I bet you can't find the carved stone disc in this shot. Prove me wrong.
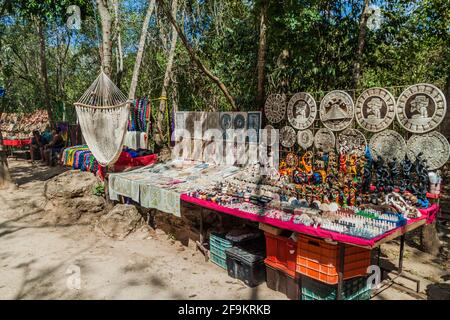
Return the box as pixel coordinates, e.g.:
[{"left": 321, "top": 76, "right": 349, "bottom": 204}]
[
  {"left": 406, "top": 131, "right": 450, "bottom": 170},
  {"left": 280, "top": 126, "right": 296, "bottom": 148},
  {"left": 297, "top": 129, "right": 314, "bottom": 150},
  {"left": 314, "top": 128, "right": 336, "bottom": 152},
  {"left": 369, "top": 130, "right": 406, "bottom": 162},
  {"left": 337, "top": 128, "right": 367, "bottom": 156},
  {"left": 287, "top": 92, "right": 317, "bottom": 130},
  {"left": 286, "top": 152, "right": 298, "bottom": 167},
  {"left": 355, "top": 87, "right": 396, "bottom": 132},
  {"left": 396, "top": 84, "right": 447, "bottom": 133},
  {"left": 319, "top": 90, "right": 355, "bottom": 131},
  {"left": 264, "top": 94, "right": 286, "bottom": 124}
]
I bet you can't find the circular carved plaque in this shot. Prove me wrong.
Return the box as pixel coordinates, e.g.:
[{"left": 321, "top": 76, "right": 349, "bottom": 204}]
[
  {"left": 355, "top": 88, "right": 396, "bottom": 132},
  {"left": 406, "top": 131, "right": 450, "bottom": 170},
  {"left": 396, "top": 84, "right": 447, "bottom": 133},
  {"left": 314, "top": 128, "right": 336, "bottom": 152},
  {"left": 369, "top": 130, "right": 406, "bottom": 162},
  {"left": 264, "top": 94, "right": 286, "bottom": 124},
  {"left": 287, "top": 92, "right": 317, "bottom": 130},
  {"left": 319, "top": 90, "right": 355, "bottom": 131},
  {"left": 280, "top": 126, "right": 296, "bottom": 148},
  {"left": 337, "top": 128, "right": 367, "bottom": 156},
  {"left": 297, "top": 129, "right": 314, "bottom": 150}
]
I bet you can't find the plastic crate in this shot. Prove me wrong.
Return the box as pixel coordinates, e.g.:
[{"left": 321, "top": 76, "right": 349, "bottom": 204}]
[
  {"left": 210, "top": 241, "right": 227, "bottom": 259},
  {"left": 210, "top": 233, "right": 233, "bottom": 249},
  {"left": 300, "top": 275, "right": 371, "bottom": 300},
  {"left": 296, "top": 234, "right": 371, "bottom": 284},
  {"left": 210, "top": 252, "right": 228, "bottom": 270},
  {"left": 265, "top": 260, "right": 300, "bottom": 300},
  {"left": 225, "top": 246, "right": 266, "bottom": 287},
  {"left": 265, "top": 232, "right": 297, "bottom": 274}
]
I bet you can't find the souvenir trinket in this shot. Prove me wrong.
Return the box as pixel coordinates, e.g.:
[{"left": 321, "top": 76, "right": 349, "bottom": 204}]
[
  {"left": 406, "top": 131, "right": 450, "bottom": 170},
  {"left": 355, "top": 88, "right": 396, "bottom": 132},
  {"left": 287, "top": 92, "right": 317, "bottom": 130},
  {"left": 369, "top": 130, "right": 406, "bottom": 162},
  {"left": 319, "top": 90, "right": 355, "bottom": 131},
  {"left": 297, "top": 129, "right": 314, "bottom": 149},
  {"left": 264, "top": 94, "right": 287, "bottom": 124},
  {"left": 314, "top": 128, "right": 336, "bottom": 152},
  {"left": 280, "top": 126, "right": 296, "bottom": 148}
]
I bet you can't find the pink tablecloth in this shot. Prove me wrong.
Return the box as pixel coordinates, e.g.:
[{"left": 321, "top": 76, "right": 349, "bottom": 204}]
[{"left": 180, "top": 194, "right": 439, "bottom": 248}]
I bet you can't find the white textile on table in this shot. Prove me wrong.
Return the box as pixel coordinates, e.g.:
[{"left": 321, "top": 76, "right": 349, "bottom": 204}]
[{"left": 123, "top": 131, "right": 148, "bottom": 150}]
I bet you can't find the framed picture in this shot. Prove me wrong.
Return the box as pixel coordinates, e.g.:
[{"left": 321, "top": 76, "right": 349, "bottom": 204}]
[{"left": 247, "top": 111, "right": 261, "bottom": 143}]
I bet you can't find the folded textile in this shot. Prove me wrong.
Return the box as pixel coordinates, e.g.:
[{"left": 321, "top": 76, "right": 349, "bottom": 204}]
[{"left": 123, "top": 131, "right": 148, "bottom": 150}]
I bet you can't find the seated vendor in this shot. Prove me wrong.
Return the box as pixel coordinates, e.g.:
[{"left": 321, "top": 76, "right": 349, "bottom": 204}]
[
  {"left": 41, "top": 126, "right": 52, "bottom": 144},
  {"left": 30, "top": 130, "right": 45, "bottom": 161},
  {"left": 43, "top": 127, "right": 65, "bottom": 166}
]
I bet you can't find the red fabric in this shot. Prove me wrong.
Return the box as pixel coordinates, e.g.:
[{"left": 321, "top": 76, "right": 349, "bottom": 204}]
[
  {"left": 180, "top": 194, "right": 439, "bottom": 248},
  {"left": 1, "top": 139, "right": 31, "bottom": 147},
  {"left": 113, "top": 152, "right": 158, "bottom": 171},
  {"left": 131, "top": 154, "right": 157, "bottom": 167}
]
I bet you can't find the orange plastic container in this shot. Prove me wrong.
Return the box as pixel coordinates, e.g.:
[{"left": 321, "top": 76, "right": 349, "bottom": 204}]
[
  {"left": 296, "top": 234, "right": 371, "bottom": 285},
  {"left": 265, "top": 232, "right": 297, "bottom": 274}
]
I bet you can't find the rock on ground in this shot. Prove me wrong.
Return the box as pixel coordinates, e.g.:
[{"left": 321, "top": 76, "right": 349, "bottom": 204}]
[
  {"left": 43, "top": 170, "right": 106, "bottom": 225},
  {"left": 96, "top": 204, "right": 143, "bottom": 240}
]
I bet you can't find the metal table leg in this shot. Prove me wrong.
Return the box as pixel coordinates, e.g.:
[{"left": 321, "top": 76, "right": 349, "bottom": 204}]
[
  {"left": 399, "top": 234, "right": 405, "bottom": 273},
  {"left": 337, "top": 243, "right": 346, "bottom": 300}
]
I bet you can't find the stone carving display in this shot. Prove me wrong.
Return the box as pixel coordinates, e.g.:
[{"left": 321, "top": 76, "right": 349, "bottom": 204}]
[
  {"left": 280, "top": 126, "right": 296, "bottom": 148},
  {"left": 264, "top": 94, "right": 287, "bottom": 124},
  {"left": 406, "top": 131, "right": 450, "bottom": 170},
  {"left": 396, "top": 83, "right": 446, "bottom": 133},
  {"left": 337, "top": 128, "right": 367, "bottom": 156},
  {"left": 297, "top": 129, "right": 314, "bottom": 150},
  {"left": 355, "top": 88, "right": 396, "bottom": 132},
  {"left": 286, "top": 152, "right": 298, "bottom": 167},
  {"left": 319, "top": 90, "right": 355, "bottom": 131},
  {"left": 314, "top": 128, "right": 336, "bottom": 152},
  {"left": 369, "top": 130, "right": 406, "bottom": 162},
  {"left": 287, "top": 92, "right": 317, "bottom": 130}
]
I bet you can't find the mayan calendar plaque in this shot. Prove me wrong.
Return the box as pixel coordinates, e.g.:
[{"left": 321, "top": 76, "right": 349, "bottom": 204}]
[
  {"left": 287, "top": 92, "right": 317, "bottom": 130},
  {"left": 297, "top": 129, "right": 314, "bottom": 149},
  {"left": 280, "top": 126, "right": 296, "bottom": 148},
  {"left": 355, "top": 88, "right": 396, "bottom": 132},
  {"left": 314, "top": 128, "right": 336, "bottom": 152},
  {"left": 319, "top": 90, "right": 355, "bottom": 131},
  {"left": 337, "top": 128, "right": 367, "bottom": 156},
  {"left": 264, "top": 94, "right": 286, "bottom": 124},
  {"left": 406, "top": 131, "right": 450, "bottom": 170},
  {"left": 396, "top": 84, "right": 447, "bottom": 133},
  {"left": 369, "top": 130, "right": 406, "bottom": 162}
]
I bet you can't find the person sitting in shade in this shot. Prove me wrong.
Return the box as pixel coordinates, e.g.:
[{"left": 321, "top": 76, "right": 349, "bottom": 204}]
[
  {"left": 43, "top": 127, "right": 65, "bottom": 166},
  {"left": 30, "top": 130, "right": 45, "bottom": 161}
]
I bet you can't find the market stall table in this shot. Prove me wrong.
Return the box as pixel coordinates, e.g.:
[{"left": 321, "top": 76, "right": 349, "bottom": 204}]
[{"left": 180, "top": 194, "right": 439, "bottom": 299}]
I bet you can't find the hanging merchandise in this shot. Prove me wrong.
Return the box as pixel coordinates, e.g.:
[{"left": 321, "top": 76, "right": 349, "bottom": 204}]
[
  {"left": 396, "top": 83, "right": 446, "bottom": 133},
  {"left": 74, "top": 71, "right": 131, "bottom": 166},
  {"left": 287, "top": 92, "right": 317, "bottom": 130},
  {"left": 337, "top": 128, "right": 367, "bottom": 156},
  {"left": 128, "top": 98, "right": 150, "bottom": 132},
  {"left": 319, "top": 90, "right": 355, "bottom": 131},
  {"left": 297, "top": 129, "right": 314, "bottom": 150},
  {"left": 406, "top": 131, "right": 450, "bottom": 170},
  {"left": 280, "top": 126, "right": 296, "bottom": 148},
  {"left": 264, "top": 94, "right": 286, "bottom": 124},
  {"left": 369, "top": 130, "right": 406, "bottom": 162},
  {"left": 314, "top": 128, "right": 335, "bottom": 152},
  {"left": 355, "top": 88, "right": 396, "bottom": 132}
]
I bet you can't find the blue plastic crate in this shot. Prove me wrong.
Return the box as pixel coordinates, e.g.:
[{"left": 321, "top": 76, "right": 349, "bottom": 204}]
[
  {"left": 210, "top": 233, "right": 233, "bottom": 249},
  {"left": 210, "top": 252, "right": 228, "bottom": 270},
  {"left": 301, "top": 276, "right": 371, "bottom": 300},
  {"left": 210, "top": 241, "right": 227, "bottom": 259}
]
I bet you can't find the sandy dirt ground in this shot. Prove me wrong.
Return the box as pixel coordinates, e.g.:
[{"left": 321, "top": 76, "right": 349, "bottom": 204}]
[{"left": 0, "top": 160, "right": 449, "bottom": 300}]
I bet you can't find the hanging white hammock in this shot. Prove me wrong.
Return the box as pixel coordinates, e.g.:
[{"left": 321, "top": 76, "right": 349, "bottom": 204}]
[{"left": 74, "top": 70, "right": 131, "bottom": 167}]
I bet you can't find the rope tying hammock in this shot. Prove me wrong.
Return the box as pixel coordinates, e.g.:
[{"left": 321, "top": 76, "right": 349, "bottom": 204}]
[{"left": 74, "top": 70, "right": 131, "bottom": 167}]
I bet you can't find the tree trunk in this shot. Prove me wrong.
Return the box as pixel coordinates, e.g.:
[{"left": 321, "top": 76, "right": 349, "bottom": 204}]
[
  {"left": 421, "top": 222, "right": 442, "bottom": 256},
  {"left": 128, "top": 0, "right": 157, "bottom": 100},
  {"left": 156, "top": 0, "right": 237, "bottom": 110},
  {"left": 112, "top": 0, "right": 124, "bottom": 88},
  {"left": 0, "top": 114, "right": 11, "bottom": 189},
  {"left": 352, "top": 0, "right": 370, "bottom": 88},
  {"left": 37, "top": 18, "right": 53, "bottom": 125},
  {"left": 256, "top": 0, "right": 268, "bottom": 109},
  {"left": 97, "top": 0, "right": 113, "bottom": 77},
  {"left": 155, "top": 0, "right": 179, "bottom": 146}
]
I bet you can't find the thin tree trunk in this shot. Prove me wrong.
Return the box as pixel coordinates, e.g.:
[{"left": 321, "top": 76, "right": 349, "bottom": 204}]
[
  {"left": 0, "top": 113, "right": 11, "bottom": 189},
  {"left": 97, "top": 0, "right": 113, "bottom": 77},
  {"left": 128, "top": 0, "right": 157, "bottom": 100},
  {"left": 155, "top": 0, "right": 179, "bottom": 146},
  {"left": 256, "top": 0, "right": 268, "bottom": 109},
  {"left": 37, "top": 18, "right": 53, "bottom": 126},
  {"left": 156, "top": 0, "right": 237, "bottom": 110},
  {"left": 112, "top": 0, "right": 124, "bottom": 88},
  {"left": 352, "top": 0, "right": 370, "bottom": 87}
]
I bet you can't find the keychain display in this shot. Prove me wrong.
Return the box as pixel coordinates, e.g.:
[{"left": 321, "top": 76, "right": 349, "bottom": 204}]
[
  {"left": 319, "top": 90, "right": 355, "bottom": 131},
  {"left": 355, "top": 87, "right": 396, "bottom": 132},
  {"left": 264, "top": 94, "right": 287, "bottom": 124},
  {"left": 396, "top": 83, "right": 446, "bottom": 133},
  {"left": 287, "top": 92, "right": 317, "bottom": 130},
  {"left": 406, "top": 131, "right": 450, "bottom": 170}
]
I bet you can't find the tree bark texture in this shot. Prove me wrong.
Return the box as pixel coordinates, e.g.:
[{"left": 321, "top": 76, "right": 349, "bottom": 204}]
[
  {"left": 352, "top": 0, "right": 370, "bottom": 87},
  {"left": 256, "top": 0, "right": 268, "bottom": 109},
  {"left": 37, "top": 18, "right": 53, "bottom": 125},
  {"left": 97, "top": 0, "right": 113, "bottom": 77}
]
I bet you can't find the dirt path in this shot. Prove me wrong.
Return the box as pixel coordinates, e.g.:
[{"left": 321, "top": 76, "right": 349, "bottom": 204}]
[{"left": 0, "top": 160, "right": 448, "bottom": 300}]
